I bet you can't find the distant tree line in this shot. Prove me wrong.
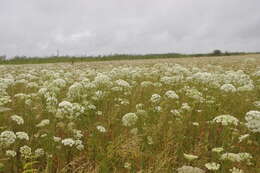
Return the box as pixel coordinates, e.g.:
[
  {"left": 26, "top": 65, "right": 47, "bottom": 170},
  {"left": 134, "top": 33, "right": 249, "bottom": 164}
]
[{"left": 0, "top": 50, "right": 257, "bottom": 65}]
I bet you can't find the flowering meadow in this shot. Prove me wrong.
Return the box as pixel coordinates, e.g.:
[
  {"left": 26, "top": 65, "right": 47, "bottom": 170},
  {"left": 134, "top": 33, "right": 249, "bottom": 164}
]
[{"left": 0, "top": 55, "right": 260, "bottom": 173}]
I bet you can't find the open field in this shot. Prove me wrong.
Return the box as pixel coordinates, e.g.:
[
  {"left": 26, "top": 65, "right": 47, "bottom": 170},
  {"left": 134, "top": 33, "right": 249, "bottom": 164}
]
[{"left": 0, "top": 54, "right": 260, "bottom": 172}]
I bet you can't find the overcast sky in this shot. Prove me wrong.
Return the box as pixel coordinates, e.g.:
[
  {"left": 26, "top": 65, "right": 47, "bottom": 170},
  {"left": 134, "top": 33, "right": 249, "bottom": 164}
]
[{"left": 1, "top": 0, "right": 260, "bottom": 57}]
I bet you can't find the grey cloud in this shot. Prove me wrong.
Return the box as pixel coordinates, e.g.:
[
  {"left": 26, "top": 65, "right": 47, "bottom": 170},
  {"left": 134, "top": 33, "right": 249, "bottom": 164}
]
[{"left": 0, "top": 0, "right": 260, "bottom": 57}]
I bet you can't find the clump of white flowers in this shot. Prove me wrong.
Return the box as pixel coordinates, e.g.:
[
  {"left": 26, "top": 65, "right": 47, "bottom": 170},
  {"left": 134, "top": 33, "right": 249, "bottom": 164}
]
[
  {"left": 211, "top": 115, "right": 239, "bottom": 126},
  {"left": 96, "top": 125, "right": 106, "bottom": 133},
  {"left": 229, "top": 167, "right": 244, "bottom": 173},
  {"left": 147, "top": 136, "right": 154, "bottom": 145},
  {"left": 67, "top": 82, "right": 83, "bottom": 99},
  {"left": 164, "top": 90, "right": 179, "bottom": 100},
  {"left": 56, "top": 101, "right": 85, "bottom": 119},
  {"left": 220, "top": 84, "right": 237, "bottom": 93},
  {"left": 238, "top": 134, "right": 250, "bottom": 143},
  {"left": 10, "top": 115, "right": 24, "bottom": 125},
  {"left": 122, "top": 113, "right": 138, "bottom": 127},
  {"left": 53, "top": 136, "right": 61, "bottom": 142},
  {"left": 185, "top": 88, "right": 204, "bottom": 102},
  {"left": 212, "top": 147, "right": 224, "bottom": 153},
  {"left": 61, "top": 138, "right": 75, "bottom": 147},
  {"left": 115, "top": 79, "right": 131, "bottom": 88},
  {"left": 0, "top": 130, "right": 16, "bottom": 147},
  {"left": 35, "top": 148, "right": 45, "bottom": 157},
  {"left": 16, "top": 132, "right": 29, "bottom": 141},
  {"left": 245, "top": 110, "right": 260, "bottom": 133},
  {"left": 36, "top": 119, "right": 50, "bottom": 127},
  {"left": 205, "top": 162, "right": 220, "bottom": 171},
  {"left": 6, "top": 150, "right": 17, "bottom": 157},
  {"left": 150, "top": 94, "right": 161, "bottom": 103},
  {"left": 20, "top": 145, "right": 32, "bottom": 158},
  {"left": 183, "top": 153, "right": 198, "bottom": 161},
  {"left": 124, "top": 162, "right": 131, "bottom": 169},
  {"left": 177, "top": 165, "right": 205, "bottom": 173},
  {"left": 221, "top": 152, "right": 252, "bottom": 163}
]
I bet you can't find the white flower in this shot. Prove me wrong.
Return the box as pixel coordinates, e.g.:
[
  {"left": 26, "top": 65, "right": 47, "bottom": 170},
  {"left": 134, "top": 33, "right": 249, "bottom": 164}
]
[
  {"left": 115, "top": 79, "right": 130, "bottom": 88},
  {"left": 36, "top": 119, "right": 50, "bottom": 127},
  {"left": 76, "top": 144, "right": 84, "bottom": 151},
  {"left": 96, "top": 125, "right": 106, "bottom": 133},
  {"left": 171, "top": 109, "right": 181, "bottom": 117},
  {"left": 6, "top": 150, "right": 17, "bottom": 157},
  {"left": 122, "top": 113, "right": 138, "bottom": 127},
  {"left": 53, "top": 136, "right": 61, "bottom": 142},
  {"left": 61, "top": 138, "right": 75, "bottom": 147},
  {"left": 238, "top": 134, "right": 250, "bottom": 143},
  {"left": 97, "top": 111, "right": 103, "bottom": 116},
  {"left": 211, "top": 115, "right": 239, "bottom": 126},
  {"left": 220, "top": 84, "right": 236, "bottom": 93},
  {"left": 165, "top": 90, "right": 179, "bottom": 99},
  {"left": 229, "top": 167, "right": 244, "bottom": 173},
  {"left": 205, "top": 162, "right": 220, "bottom": 171},
  {"left": 212, "top": 147, "right": 224, "bottom": 153},
  {"left": 181, "top": 103, "right": 192, "bottom": 112},
  {"left": 124, "top": 162, "right": 131, "bottom": 169},
  {"left": 154, "top": 106, "right": 162, "bottom": 112},
  {"left": 245, "top": 110, "right": 260, "bottom": 133},
  {"left": 35, "top": 148, "right": 45, "bottom": 157},
  {"left": 16, "top": 132, "right": 29, "bottom": 140},
  {"left": 177, "top": 165, "right": 205, "bottom": 173},
  {"left": 10, "top": 115, "right": 24, "bottom": 125},
  {"left": 135, "top": 103, "right": 144, "bottom": 110},
  {"left": 67, "top": 82, "right": 83, "bottom": 99},
  {"left": 0, "top": 131, "right": 16, "bottom": 146},
  {"left": 185, "top": 88, "right": 204, "bottom": 102},
  {"left": 130, "top": 128, "right": 138, "bottom": 135},
  {"left": 183, "top": 153, "right": 198, "bottom": 161},
  {"left": 141, "top": 81, "right": 153, "bottom": 87},
  {"left": 192, "top": 122, "right": 199, "bottom": 126},
  {"left": 150, "top": 94, "right": 161, "bottom": 103},
  {"left": 221, "top": 152, "right": 252, "bottom": 163},
  {"left": 73, "top": 130, "right": 83, "bottom": 139},
  {"left": 20, "top": 145, "right": 32, "bottom": 158},
  {"left": 147, "top": 136, "right": 154, "bottom": 145}
]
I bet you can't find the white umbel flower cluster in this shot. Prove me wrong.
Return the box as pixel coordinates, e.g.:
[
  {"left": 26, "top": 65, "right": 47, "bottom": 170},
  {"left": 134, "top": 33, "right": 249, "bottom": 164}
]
[
  {"left": 61, "top": 138, "right": 75, "bottom": 147},
  {"left": 122, "top": 113, "right": 138, "bottom": 127},
  {"left": 205, "top": 162, "right": 220, "bottom": 171},
  {"left": 183, "top": 153, "right": 198, "bottom": 161},
  {"left": 10, "top": 115, "right": 24, "bottom": 125},
  {"left": 96, "top": 125, "right": 107, "bottom": 133},
  {"left": 16, "top": 132, "right": 29, "bottom": 140},
  {"left": 56, "top": 101, "right": 85, "bottom": 119},
  {"left": 245, "top": 110, "right": 260, "bottom": 133},
  {"left": 20, "top": 145, "right": 32, "bottom": 158},
  {"left": 35, "top": 148, "right": 45, "bottom": 157},
  {"left": 229, "top": 167, "right": 244, "bottom": 173},
  {"left": 150, "top": 94, "right": 161, "bottom": 103},
  {"left": 115, "top": 79, "right": 131, "bottom": 88},
  {"left": 211, "top": 115, "right": 239, "bottom": 126},
  {"left": 220, "top": 84, "right": 237, "bottom": 93},
  {"left": 165, "top": 90, "right": 179, "bottom": 100},
  {"left": 0, "top": 130, "right": 16, "bottom": 147},
  {"left": 36, "top": 119, "right": 50, "bottom": 127},
  {"left": 6, "top": 150, "right": 17, "bottom": 157},
  {"left": 177, "top": 165, "right": 205, "bottom": 173},
  {"left": 212, "top": 147, "right": 224, "bottom": 153},
  {"left": 221, "top": 152, "right": 252, "bottom": 163}
]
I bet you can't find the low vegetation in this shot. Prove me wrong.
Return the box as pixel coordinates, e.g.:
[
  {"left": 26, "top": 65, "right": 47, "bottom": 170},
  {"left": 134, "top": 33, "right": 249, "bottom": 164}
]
[{"left": 0, "top": 55, "right": 260, "bottom": 172}]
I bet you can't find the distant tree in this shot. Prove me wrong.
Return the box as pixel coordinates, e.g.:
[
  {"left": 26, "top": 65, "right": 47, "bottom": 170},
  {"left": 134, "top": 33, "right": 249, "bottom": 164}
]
[{"left": 212, "top": 49, "right": 222, "bottom": 55}]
